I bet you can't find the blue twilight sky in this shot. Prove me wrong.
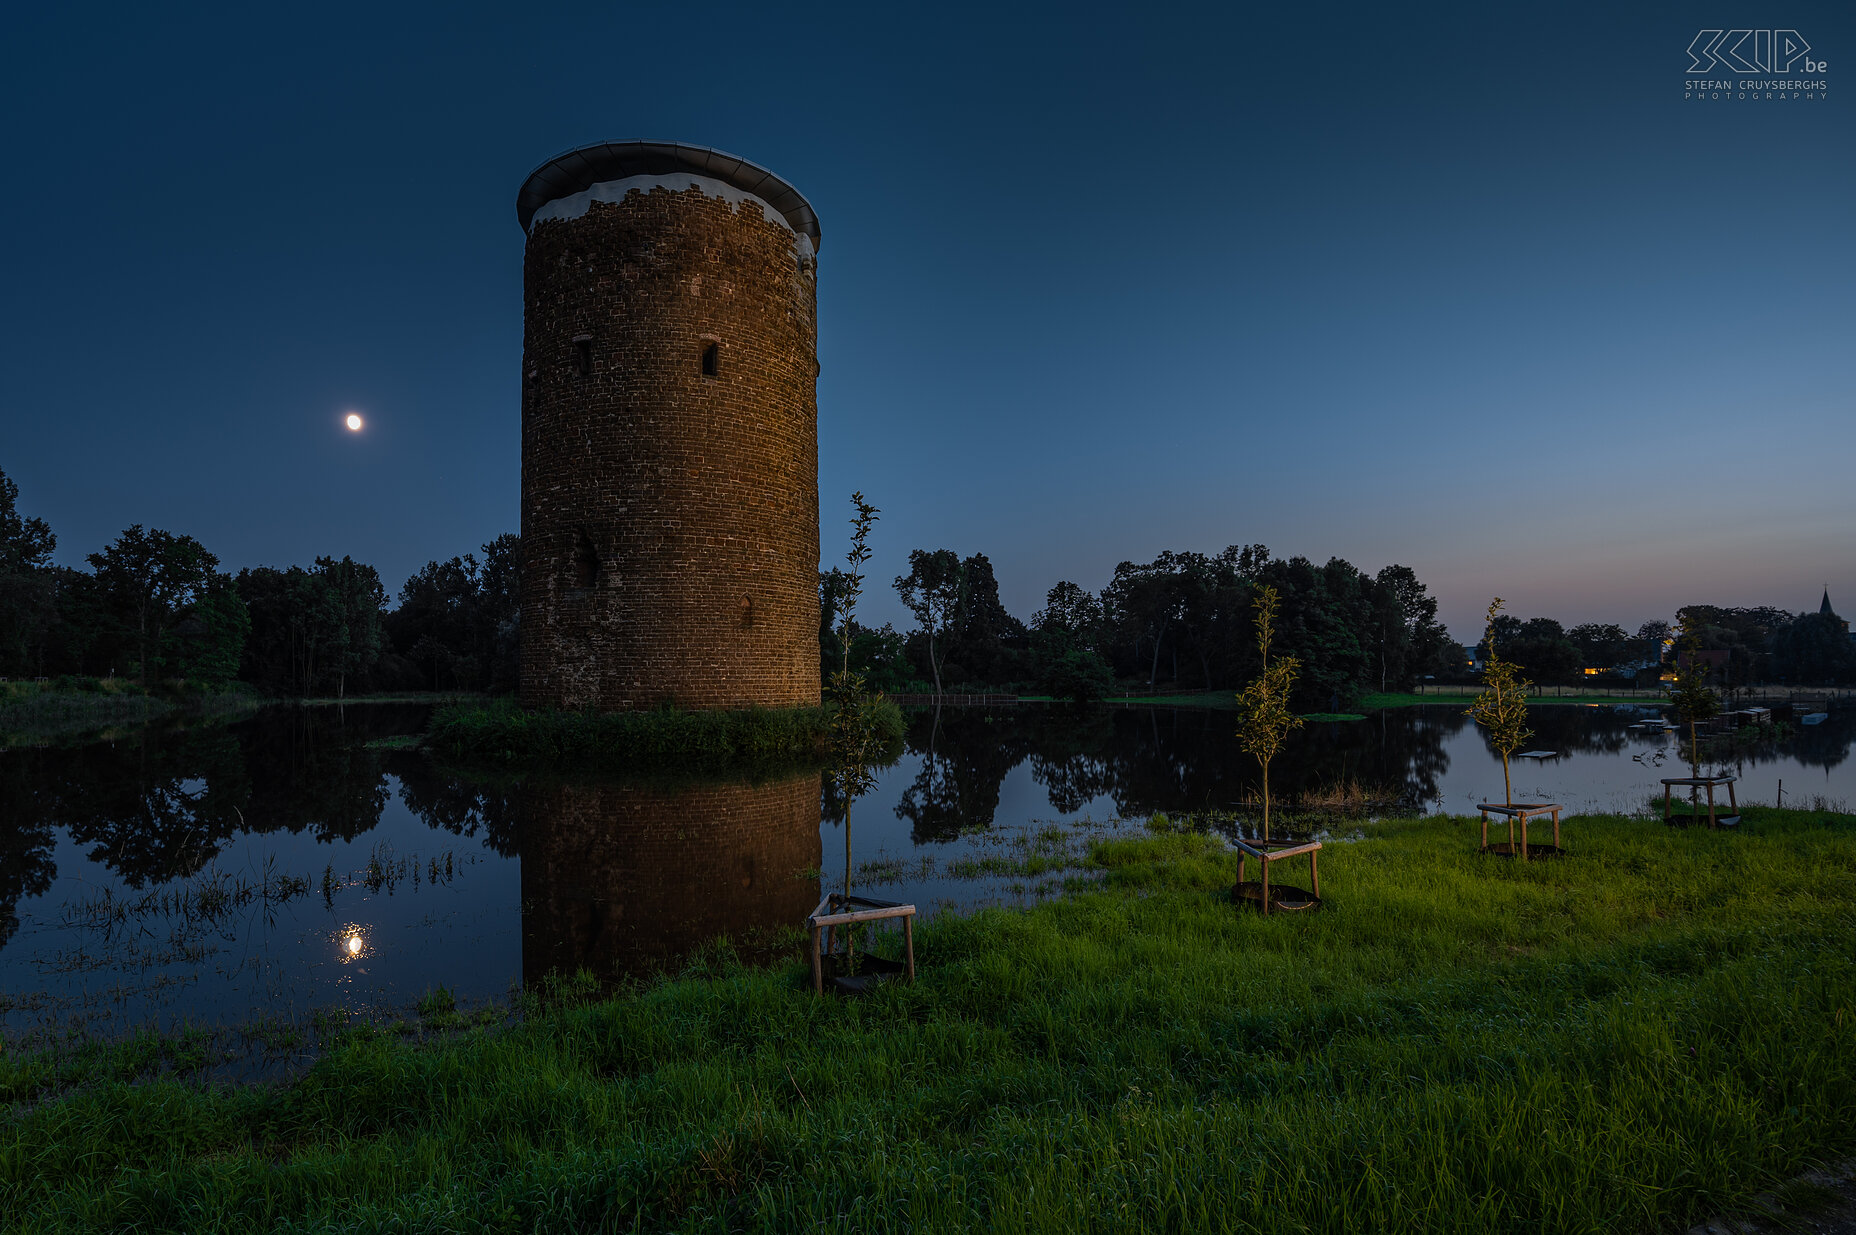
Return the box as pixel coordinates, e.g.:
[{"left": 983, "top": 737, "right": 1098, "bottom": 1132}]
[{"left": 0, "top": 1, "right": 1850, "bottom": 641}]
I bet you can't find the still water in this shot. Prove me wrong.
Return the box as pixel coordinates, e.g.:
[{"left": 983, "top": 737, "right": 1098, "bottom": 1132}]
[{"left": 3, "top": 702, "right": 1851, "bottom": 1041}]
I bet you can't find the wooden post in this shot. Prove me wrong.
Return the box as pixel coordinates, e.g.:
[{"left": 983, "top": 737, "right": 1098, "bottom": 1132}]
[
  {"left": 1706, "top": 782, "right": 1717, "bottom": 828},
  {"left": 1552, "top": 808, "right": 1561, "bottom": 850},
  {"left": 807, "top": 896, "right": 917, "bottom": 993},
  {"left": 1480, "top": 810, "right": 1489, "bottom": 851},
  {"left": 1728, "top": 780, "right": 1738, "bottom": 813},
  {"left": 1309, "top": 847, "right": 1320, "bottom": 899},
  {"left": 1260, "top": 857, "right": 1271, "bottom": 917},
  {"left": 1664, "top": 783, "right": 1672, "bottom": 823},
  {"left": 1519, "top": 812, "right": 1529, "bottom": 861}
]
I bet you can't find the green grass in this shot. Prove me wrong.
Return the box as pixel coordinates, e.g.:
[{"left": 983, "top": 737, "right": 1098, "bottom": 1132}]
[
  {"left": 0, "top": 688, "right": 166, "bottom": 740},
  {"left": 361, "top": 734, "right": 425, "bottom": 751},
  {"left": 1106, "top": 691, "right": 1239, "bottom": 708},
  {"left": 0, "top": 679, "right": 262, "bottom": 747},
  {"left": 426, "top": 697, "right": 906, "bottom": 774},
  {"left": 3, "top": 808, "right": 1854, "bottom": 1233}
]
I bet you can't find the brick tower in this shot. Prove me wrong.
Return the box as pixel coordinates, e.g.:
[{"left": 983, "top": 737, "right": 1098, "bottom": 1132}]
[{"left": 516, "top": 141, "right": 821, "bottom": 710}]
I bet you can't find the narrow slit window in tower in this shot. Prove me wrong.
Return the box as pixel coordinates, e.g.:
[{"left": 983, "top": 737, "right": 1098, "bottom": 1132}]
[
  {"left": 701, "top": 342, "right": 719, "bottom": 377},
  {"left": 573, "top": 529, "right": 601, "bottom": 588},
  {"left": 574, "top": 336, "right": 592, "bottom": 377}
]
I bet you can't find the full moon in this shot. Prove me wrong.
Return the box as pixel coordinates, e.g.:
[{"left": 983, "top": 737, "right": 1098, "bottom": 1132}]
[{"left": 345, "top": 413, "right": 364, "bottom": 432}]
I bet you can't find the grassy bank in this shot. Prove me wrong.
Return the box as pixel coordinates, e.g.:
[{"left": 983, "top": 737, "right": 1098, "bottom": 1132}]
[
  {"left": 1103, "top": 690, "right": 1238, "bottom": 709},
  {"left": 1104, "top": 691, "right": 1363, "bottom": 720},
  {"left": 0, "top": 679, "right": 261, "bottom": 747},
  {"left": 1104, "top": 689, "right": 1672, "bottom": 712},
  {"left": 4, "top": 807, "right": 1853, "bottom": 1232},
  {"left": 293, "top": 691, "right": 487, "bottom": 708},
  {"left": 425, "top": 697, "right": 906, "bottom": 774},
  {"left": 1359, "top": 689, "right": 1668, "bottom": 709}
]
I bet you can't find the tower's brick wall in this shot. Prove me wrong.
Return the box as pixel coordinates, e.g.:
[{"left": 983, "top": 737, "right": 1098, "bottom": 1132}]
[
  {"left": 519, "top": 184, "right": 819, "bottom": 710},
  {"left": 518, "top": 775, "right": 822, "bottom": 984}
]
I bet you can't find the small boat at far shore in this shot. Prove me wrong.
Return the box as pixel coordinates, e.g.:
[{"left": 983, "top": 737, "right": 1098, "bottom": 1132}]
[{"left": 1801, "top": 712, "right": 1829, "bottom": 725}]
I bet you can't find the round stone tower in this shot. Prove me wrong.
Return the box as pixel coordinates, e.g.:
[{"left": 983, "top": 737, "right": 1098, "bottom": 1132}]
[{"left": 516, "top": 141, "right": 821, "bottom": 711}]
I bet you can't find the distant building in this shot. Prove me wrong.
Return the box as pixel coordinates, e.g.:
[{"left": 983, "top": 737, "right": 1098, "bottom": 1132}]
[
  {"left": 1582, "top": 640, "right": 1667, "bottom": 679},
  {"left": 1582, "top": 653, "right": 1661, "bottom": 679},
  {"left": 1822, "top": 588, "right": 1853, "bottom": 639}
]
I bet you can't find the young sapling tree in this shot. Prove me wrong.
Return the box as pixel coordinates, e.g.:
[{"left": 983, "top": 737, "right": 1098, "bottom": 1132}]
[
  {"left": 1668, "top": 612, "right": 1721, "bottom": 775},
  {"left": 826, "top": 494, "right": 882, "bottom": 967},
  {"left": 1467, "top": 598, "right": 1533, "bottom": 806},
  {"left": 1234, "top": 585, "right": 1304, "bottom": 841}
]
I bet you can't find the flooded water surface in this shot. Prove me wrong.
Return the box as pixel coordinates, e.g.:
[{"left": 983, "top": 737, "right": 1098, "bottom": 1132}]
[{"left": 3, "top": 700, "right": 1852, "bottom": 1042}]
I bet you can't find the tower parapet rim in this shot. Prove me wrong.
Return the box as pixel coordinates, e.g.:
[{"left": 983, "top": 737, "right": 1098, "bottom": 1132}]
[{"left": 516, "top": 140, "right": 820, "bottom": 249}]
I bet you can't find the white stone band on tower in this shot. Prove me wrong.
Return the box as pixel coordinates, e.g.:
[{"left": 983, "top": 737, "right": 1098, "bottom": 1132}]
[{"left": 526, "top": 174, "right": 817, "bottom": 258}]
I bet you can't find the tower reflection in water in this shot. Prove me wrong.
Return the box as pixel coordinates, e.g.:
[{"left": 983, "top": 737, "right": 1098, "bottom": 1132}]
[{"left": 519, "top": 774, "right": 822, "bottom": 987}]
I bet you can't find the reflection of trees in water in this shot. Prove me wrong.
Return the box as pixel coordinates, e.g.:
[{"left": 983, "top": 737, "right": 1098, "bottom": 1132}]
[
  {"left": 819, "top": 772, "right": 847, "bottom": 826},
  {"left": 1389, "top": 708, "right": 1456, "bottom": 807},
  {"left": 1631, "top": 713, "right": 1856, "bottom": 787},
  {"left": 391, "top": 755, "right": 521, "bottom": 856},
  {"left": 56, "top": 728, "right": 252, "bottom": 887},
  {"left": 1027, "top": 707, "right": 1119, "bottom": 814},
  {"left": 1461, "top": 707, "right": 1637, "bottom": 770},
  {"left": 1096, "top": 707, "right": 1237, "bottom": 815},
  {"left": 1533, "top": 708, "right": 1635, "bottom": 755},
  {"left": 0, "top": 752, "right": 57, "bottom": 948},
  {"left": 1, "top": 731, "right": 255, "bottom": 940},
  {"left": 895, "top": 708, "right": 1034, "bottom": 841},
  {"left": 1780, "top": 715, "right": 1854, "bottom": 779},
  {"left": 238, "top": 709, "right": 390, "bottom": 842},
  {"left": 890, "top": 703, "right": 1469, "bottom": 829},
  {"left": 1081, "top": 707, "right": 1466, "bottom": 817},
  {"left": 0, "top": 705, "right": 423, "bottom": 937},
  {"left": 820, "top": 744, "right": 905, "bottom": 827}
]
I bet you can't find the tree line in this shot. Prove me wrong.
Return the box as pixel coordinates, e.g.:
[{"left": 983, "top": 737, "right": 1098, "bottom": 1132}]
[
  {"left": 826, "top": 546, "right": 1856, "bottom": 707},
  {"left": 9, "top": 459, "right": 1846, "bottom": 702},
  {"left": 0, "top": 466, "right": 516, "bottom": 695},
  {"left": 824, "top": 544, "right": 1461, "bottom": 709},
  {"left": 1472, "top": 604, "right": 1854, "bottom": 690}
]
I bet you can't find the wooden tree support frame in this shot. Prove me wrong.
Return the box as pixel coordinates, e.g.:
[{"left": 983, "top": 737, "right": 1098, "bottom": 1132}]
[
  {"left": 1661, "top": 776, "right": 1739, "bottom": 828},
  {"left": 807, "top": 893, "right": 916, "bottom": 996},
  {"left": 1229, "top": 837, "right": 1322, "bottom": 914},
  {"left": 1477, "top": 803, "right": 1565, "bottom": 859}
]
